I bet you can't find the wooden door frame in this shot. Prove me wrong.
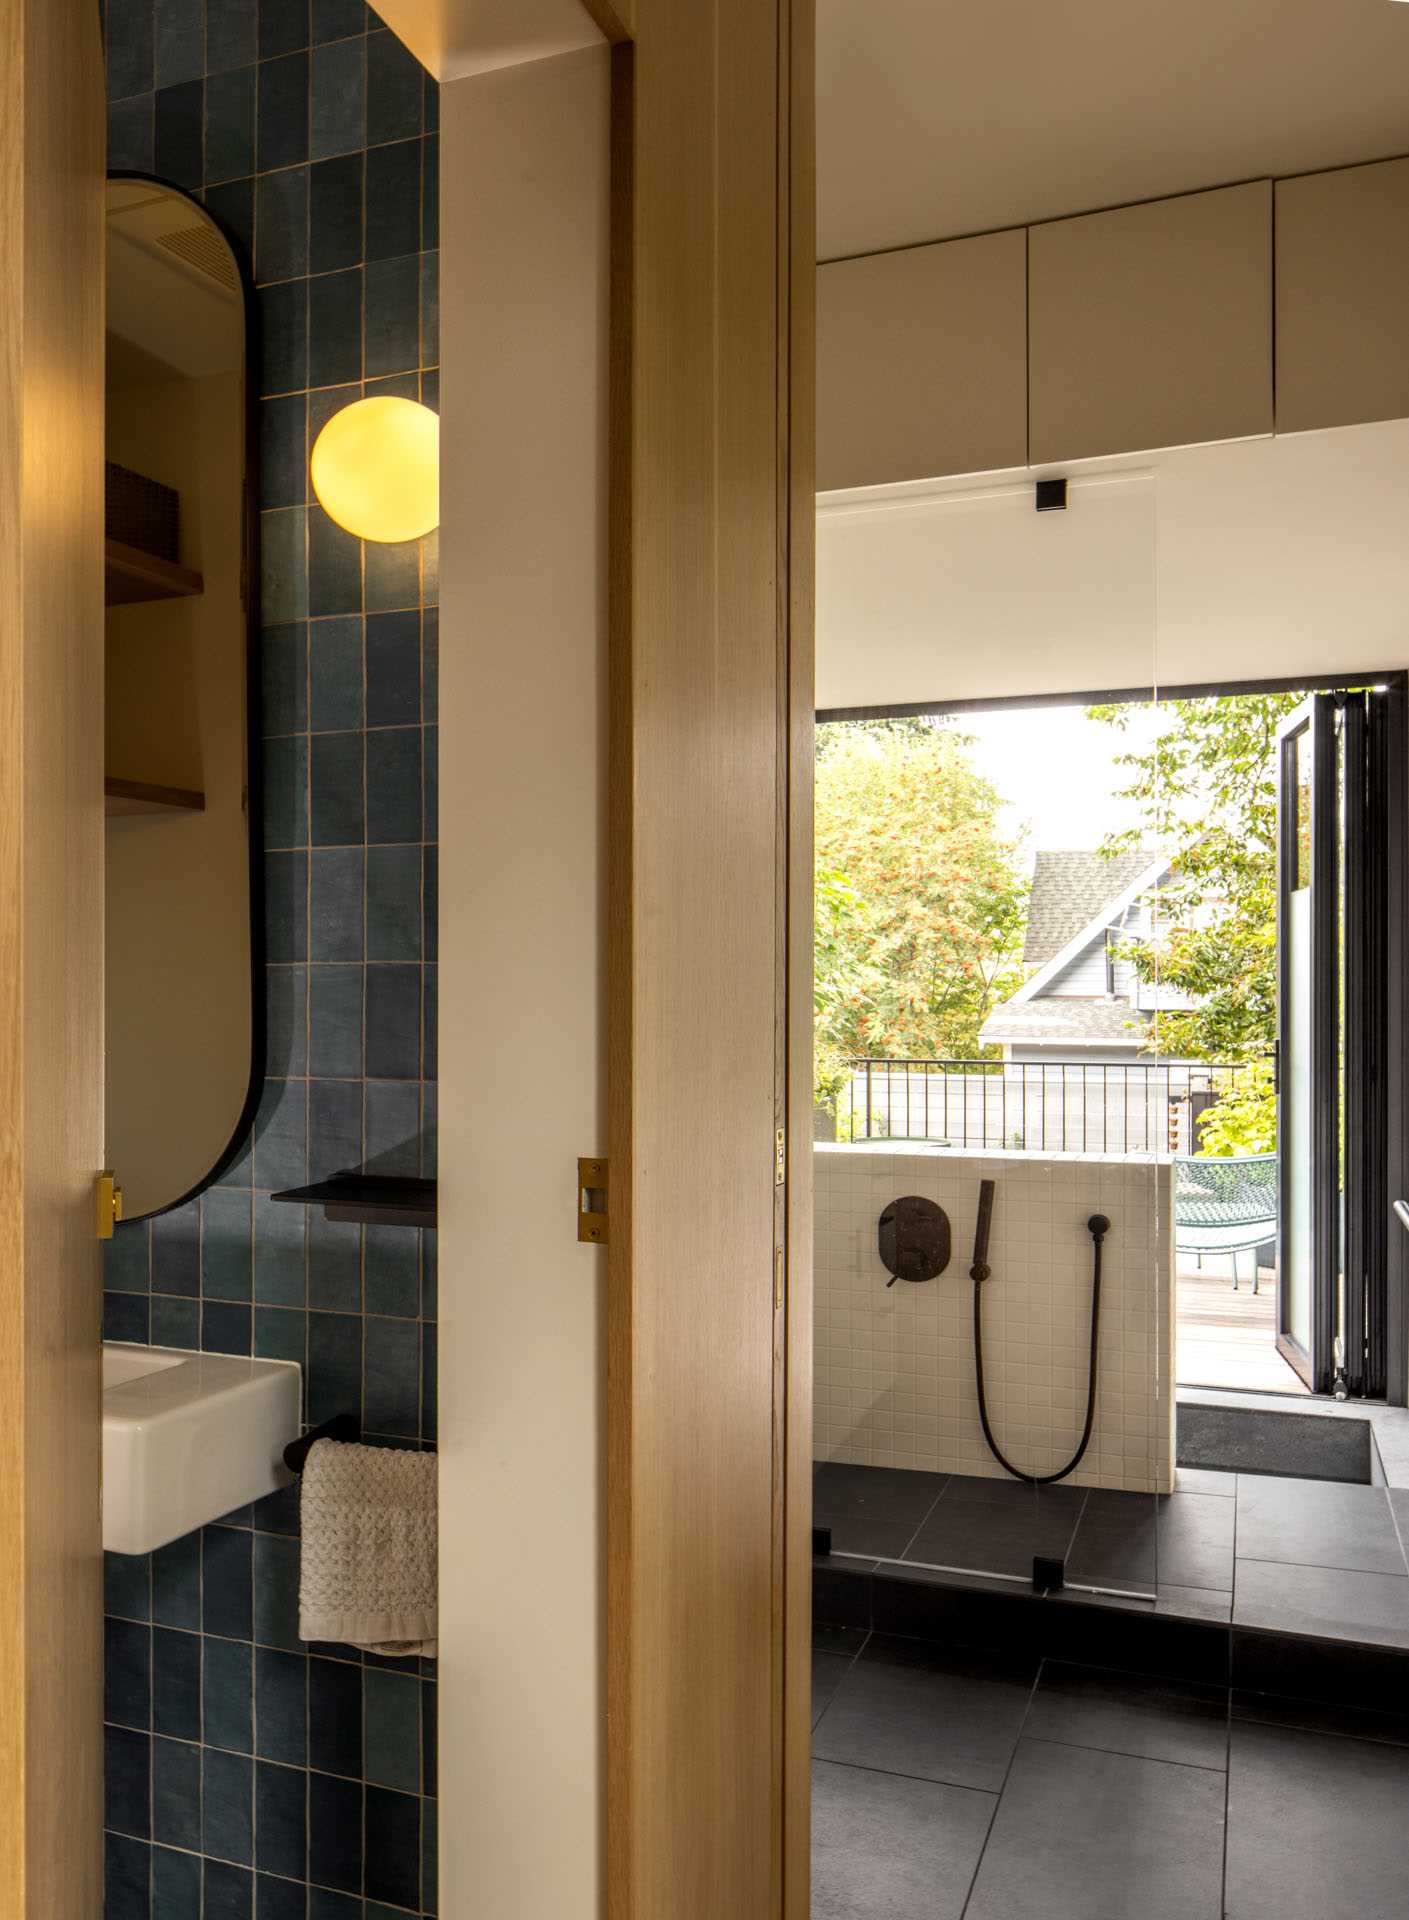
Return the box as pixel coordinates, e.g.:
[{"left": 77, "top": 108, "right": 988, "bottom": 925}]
[
  {"left": 782, "top": 1, "right": 817, "bottom": 1910},
  {"left": 0, "top": 0, "right": 107, "bottom": 1910},
  {"left": 599, "top": 1, "right": 815, "bottom": 1915}
]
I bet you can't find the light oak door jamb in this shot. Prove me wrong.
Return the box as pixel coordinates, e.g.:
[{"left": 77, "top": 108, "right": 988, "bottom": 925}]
[
  {"left": 0, "top": 0, "right": 107, "bottom": 1912},
  {"left": 606, "top": 1, "right": 815, "bottom": 1915}
]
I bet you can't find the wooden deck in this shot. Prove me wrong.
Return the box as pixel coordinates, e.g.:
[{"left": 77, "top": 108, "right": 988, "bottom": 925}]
[{"left": 1175, "top": 1258, "right": 1309, "bottom": 1395}]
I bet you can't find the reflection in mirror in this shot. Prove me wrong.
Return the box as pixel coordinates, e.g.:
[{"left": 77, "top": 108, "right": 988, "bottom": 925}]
[{"left": 104, "top": 178, "right": 261, "bottom": 1220}]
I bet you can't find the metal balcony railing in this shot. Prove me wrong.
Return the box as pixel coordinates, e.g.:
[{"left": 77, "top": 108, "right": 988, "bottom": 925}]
[{"left": 837, "top": 1057, "right": 1255, "bottom": 1156}]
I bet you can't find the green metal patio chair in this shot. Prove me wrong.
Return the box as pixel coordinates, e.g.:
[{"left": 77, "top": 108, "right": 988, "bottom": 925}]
[{"left": 1172, "top": 1152, "right": 1278, "bottom": 1294}]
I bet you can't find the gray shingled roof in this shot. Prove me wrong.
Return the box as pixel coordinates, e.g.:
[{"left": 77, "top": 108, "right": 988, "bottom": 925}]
[
  {"left": 1022, "top": 849, "right": 1160, "bottom": 967},
  {"left": 979, "top": 998, "right": 1151, "bottom": 1047}
]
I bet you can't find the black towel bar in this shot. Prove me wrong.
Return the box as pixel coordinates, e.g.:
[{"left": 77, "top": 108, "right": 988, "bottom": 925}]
[{"left": 283, "top": 1413, "right": 360, "bottom": 1475}]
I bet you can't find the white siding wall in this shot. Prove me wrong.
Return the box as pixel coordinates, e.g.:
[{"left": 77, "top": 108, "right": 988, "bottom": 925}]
[{"left": 1046, "top": 940, "right": 1110, "bottom": 996}]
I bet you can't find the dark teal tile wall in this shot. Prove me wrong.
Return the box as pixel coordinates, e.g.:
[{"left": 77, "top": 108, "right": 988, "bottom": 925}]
[{"left": 102, "top": 4, "right": 438, "bottom": 1914}]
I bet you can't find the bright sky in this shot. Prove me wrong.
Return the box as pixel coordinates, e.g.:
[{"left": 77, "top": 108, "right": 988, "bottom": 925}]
[{"left": 951, "top": 701, "right": 1166, "bottom": 873}]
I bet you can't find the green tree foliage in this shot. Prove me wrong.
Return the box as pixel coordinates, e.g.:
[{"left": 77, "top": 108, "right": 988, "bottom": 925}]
[
  {"left": 1195, "top": 1059, "right": 1277, "bottom": 1156},
  {"left": 814, "top": 721, "right": 1029, "bottom": 1106},
  {"left": 1088, "top": 691, "right": 1300, "bottom": 1152}
]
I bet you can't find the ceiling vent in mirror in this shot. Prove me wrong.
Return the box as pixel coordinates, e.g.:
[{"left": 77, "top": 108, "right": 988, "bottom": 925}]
[{"left": 154, "top": 222, "right": 240, "bottom": 295}]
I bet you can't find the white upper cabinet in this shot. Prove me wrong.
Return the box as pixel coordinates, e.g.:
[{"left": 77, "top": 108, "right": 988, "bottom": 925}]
[
  {"left": 1275, "top": 156, "right": 1409, "bottom": 436},
  {"left": 817, "top": 161, "right": 1404, "bottom": 491},
  {"left": 1028, "top": 181, "right": 1274, "bottom": 465},
  {"left": 817, "top": 229, "right": 1028, "bottom": 490}
]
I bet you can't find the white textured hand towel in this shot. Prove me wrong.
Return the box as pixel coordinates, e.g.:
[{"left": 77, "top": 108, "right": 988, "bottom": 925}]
[{"left": 298, "top": 1440, "right": 438, "bottom": 1656}]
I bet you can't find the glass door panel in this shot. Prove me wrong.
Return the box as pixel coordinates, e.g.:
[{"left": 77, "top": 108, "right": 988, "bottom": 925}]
[
  {"left": 1275, "top": 699, "right": 1337, "bottom": 1390},
  {"left": 1282, "top": 878, "right": 1314, "bottom": 1362}
]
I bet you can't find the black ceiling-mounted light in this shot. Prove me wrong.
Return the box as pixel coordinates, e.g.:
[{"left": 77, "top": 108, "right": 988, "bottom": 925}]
[{"left": 1035, "top": 477, "right": 1068, "bottom": 512}]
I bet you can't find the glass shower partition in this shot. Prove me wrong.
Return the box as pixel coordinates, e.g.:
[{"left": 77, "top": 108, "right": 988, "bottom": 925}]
[{"left": 811, "top": 462, "right": 1169, "bottom": 1614}]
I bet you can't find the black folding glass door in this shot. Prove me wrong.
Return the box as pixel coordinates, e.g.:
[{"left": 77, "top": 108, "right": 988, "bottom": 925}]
[{"left": 1276, "top": 687, "right": 1403, "bottom": 1396}]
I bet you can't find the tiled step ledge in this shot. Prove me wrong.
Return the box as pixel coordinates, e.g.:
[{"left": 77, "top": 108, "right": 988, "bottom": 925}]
[{"left": 815, "top": 1555, "right": 1409, "bottom": 1717}]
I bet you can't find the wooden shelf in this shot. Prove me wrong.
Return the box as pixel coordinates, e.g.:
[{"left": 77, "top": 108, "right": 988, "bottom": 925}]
[
  {"left": 105, "top": 778, "right": 206, "bottom": 817},
  {"left": 272, "top": 1172, "right": 437, "bottom": 1230},
  {"left": 105, "top": 537, "right": 204, "bottom": 606}
]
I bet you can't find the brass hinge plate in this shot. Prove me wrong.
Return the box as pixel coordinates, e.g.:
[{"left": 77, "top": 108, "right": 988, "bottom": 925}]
[
  {"left": 578, "top": 1157, "right": 609, "bottom": 1244},
  {"left": 96, "top": 1170, "right": 124, "bottom": 1242}
]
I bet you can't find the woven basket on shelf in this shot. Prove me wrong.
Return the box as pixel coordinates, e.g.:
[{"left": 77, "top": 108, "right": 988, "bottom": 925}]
[{"left": 105, "top": 461, "right": 180, "bottom": 563}]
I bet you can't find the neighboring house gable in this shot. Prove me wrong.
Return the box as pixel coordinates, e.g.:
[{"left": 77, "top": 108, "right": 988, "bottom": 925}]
[
  {"left": 981, "top": 848, "right": 1171, "bottom": 1053},
  {"left": 1022, "top": 849, "right": 1158, "bottom": 972}
]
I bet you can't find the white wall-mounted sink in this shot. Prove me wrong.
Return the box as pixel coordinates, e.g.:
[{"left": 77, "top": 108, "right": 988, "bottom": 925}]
[{"left": 103, "top": 1342, "right": 302, "bottom": 1555}]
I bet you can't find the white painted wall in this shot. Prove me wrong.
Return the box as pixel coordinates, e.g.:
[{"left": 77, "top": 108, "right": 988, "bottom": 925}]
[
  {"left": 817, "top": 468, "right": 1156, "bottom": 710},
  {"left": 817, "top": 418, "right": 1409, "bottom": 710},
  {"left": 438, "top": 45, "right": 609, "bottom": 1919}
]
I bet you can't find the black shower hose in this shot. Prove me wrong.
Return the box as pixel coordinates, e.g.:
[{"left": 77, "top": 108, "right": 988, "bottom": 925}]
[{"left": 970, "top": 1177, "right": 1112, "bottom": 1486}]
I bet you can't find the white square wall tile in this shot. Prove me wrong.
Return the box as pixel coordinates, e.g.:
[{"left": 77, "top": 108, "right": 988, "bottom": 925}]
[{"left": 814, "top": 1146, "right": 1173, "bottom": 1494}]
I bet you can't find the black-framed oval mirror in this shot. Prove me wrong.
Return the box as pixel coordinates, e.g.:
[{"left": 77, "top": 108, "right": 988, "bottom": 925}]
[{"left": 104, "top": 175, "right": 264, "bottom": 1220}]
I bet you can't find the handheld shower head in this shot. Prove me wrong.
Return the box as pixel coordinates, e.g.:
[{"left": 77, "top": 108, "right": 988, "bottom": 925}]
[
  {"left": 970, "top": 1178, "right": 996, "bottom": 1282},
  {"left": 1087, "top": 1214, "right": 1111, "bottom": 1240}
]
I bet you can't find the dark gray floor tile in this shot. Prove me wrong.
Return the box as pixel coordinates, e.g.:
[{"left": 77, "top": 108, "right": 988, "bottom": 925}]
[
  {"left": 830, "top": 1516, "right": 936, "bottom": 1559},
  {"left": 1233, "top": 1558, "right": 1409, "bottom": 1648},
  {"left": 813, "top": 1653, "right": 855, "bottom": 1730},
  {"left": 1066, "top": 1509, "right": 1157, "bottom": 1589},
  {"left": 815, "top": 1563, "right": 875, "bottom": 1632},
  {"left": 907, "top": 1485, "right": 1082, "bottom": 1581},
  {"left": 1225, "top": 1720, "right": 1409, "bottom": 1919},
  {"left": 1157, "top": 1491, "right": 1236, "bottom": 1590},
  {"left": 813, "top": 1463, "right": 949, "bottom": 1529},
  {"left": 1174, "top": 1468, "right": 1236, "bottom": 1498},
  {"left": 939, "top": 1473, "right": 1086, "bottom": 1515},
  {"left": 1080, "top": 1489, "right": 1158, "bottom": 1520},
  {"left": 1232, "top": 1687, "right": 1409, "bottom": 1748},
  {"left": 1374, "top": 1416, "right": 1409, "bottom": 1478},
  {"left": 1236, "top": 1475, "right": 1406, "bottom": 1576},
  {"left": 1231, "top": 1624, "right": 1409, "bottom": 1714},
  {"left": 811, "top": 1634, "right": 1037, "bottom": 1794},
  {"left": 1025, "top": 1661, "right": 1229, "bottom": 1771},
  {"left": 965, "top": 1739, "right": 1225, "bottom": 1920},
  {"left": 1156, "top": 1585, "right": 1233, "bottom": 1623},
  {"left": 811, "top": 1760, "right": 994, "bottom": 1920},
  {"left": 814, "top": 1623, "right": 869, "bottom": 1657}
]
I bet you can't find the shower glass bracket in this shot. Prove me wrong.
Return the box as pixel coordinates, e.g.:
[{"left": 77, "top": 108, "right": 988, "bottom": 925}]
[{"left": 1032, "top": 1554, "right": 1065, "bottom": 1593}]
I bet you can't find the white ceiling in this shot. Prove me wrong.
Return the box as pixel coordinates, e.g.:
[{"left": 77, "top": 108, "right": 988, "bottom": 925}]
[
  {"left": 106, "top": 184, "right": 243, "bottom": 383},
  {"left": 818, "top": 0, "right": 1409, "bottom": 260},
  {"left": 355, "top": 0, "right": 600, "bottom": 79}
]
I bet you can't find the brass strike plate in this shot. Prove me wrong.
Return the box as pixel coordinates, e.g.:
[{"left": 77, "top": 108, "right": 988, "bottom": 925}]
[
  {"left": 775, "top": 1128, "right": 786, "bottom": 1186},
  {"left": 96, "top": 1170, "right": 124, "bottom": 1242},
  {"left": 578, "top": 1157, "right": 609, "bottom": 1244}
]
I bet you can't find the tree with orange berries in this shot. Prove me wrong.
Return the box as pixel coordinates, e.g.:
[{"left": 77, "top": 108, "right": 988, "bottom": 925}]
[{"left": 814, "top": 720, "right": 1028, "bottom": 1109}]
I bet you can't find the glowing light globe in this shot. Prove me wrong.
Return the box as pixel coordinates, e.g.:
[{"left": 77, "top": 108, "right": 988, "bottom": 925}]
[{"left": 310, "top": 396, "right": 439, "bottom": 543}]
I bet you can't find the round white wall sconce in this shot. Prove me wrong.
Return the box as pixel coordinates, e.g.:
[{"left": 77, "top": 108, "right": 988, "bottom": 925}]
[{"left": 309, "top": 395, "right": 440, "bottom": 543}]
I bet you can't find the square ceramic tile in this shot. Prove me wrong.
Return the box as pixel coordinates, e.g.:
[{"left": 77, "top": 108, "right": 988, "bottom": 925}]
[
  {"left": 812, "top": 1759, "right": 995, "bottom": 1920},
  {"left": 813, "top": 1636, "right": 1038, "bottom": 1793},
  {"left": 1233, "top": 1558, "right": 1409, "bottom": 1648},
  {"left": 1225, "top": 1720, "right": 1409, "bottom": 1919},
  {"left": 964, "top": 1739, "right": 1224, "bottom": 1920}
]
